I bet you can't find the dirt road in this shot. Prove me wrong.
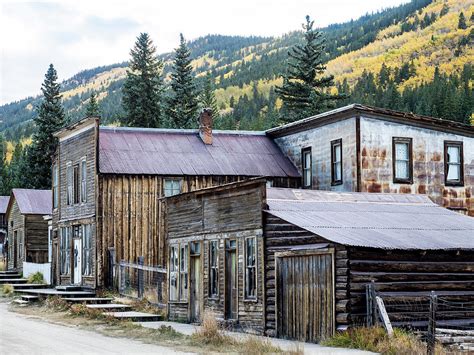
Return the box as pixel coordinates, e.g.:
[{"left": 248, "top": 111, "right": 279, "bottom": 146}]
[{"left": 0, "top": 302, "right": 191, "bottom": 354}]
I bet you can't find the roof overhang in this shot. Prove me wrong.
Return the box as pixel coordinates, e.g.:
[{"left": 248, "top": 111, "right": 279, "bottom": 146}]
[{"left": 54, "top": 116, "right": 98, "bottom": 142}]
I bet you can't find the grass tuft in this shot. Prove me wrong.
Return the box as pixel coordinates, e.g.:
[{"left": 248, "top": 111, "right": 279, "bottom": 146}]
[
  {"left": 192, "top": 312, "right": 232, "bottom": 346},
  {"left": 45, "top": 295, "right": 70, "bottom": 311},
  {"left": 1, "top": 284, "right": 14, "bottom": 296},
  {"left": 27, "top": 272, "right": 45, "bottom": 284}
]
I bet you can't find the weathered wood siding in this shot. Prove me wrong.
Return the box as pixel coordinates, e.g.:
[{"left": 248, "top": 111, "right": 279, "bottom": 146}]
[
  {"left": 24, "top": 214, "right": 48, "bottom": 263},
  {"left": 166, "top": 181, "right": 267, "bottom": 333},
  {"left": 7, "top": 198, "right": 25, "bottom": 270},
  {"left": 263, "top": 214, "right": 349, "bottom": 336}
]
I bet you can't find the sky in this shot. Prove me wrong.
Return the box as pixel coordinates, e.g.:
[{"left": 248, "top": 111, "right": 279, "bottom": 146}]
[{"left": 0, "top": 0, "right": 409, "bottom": 105}]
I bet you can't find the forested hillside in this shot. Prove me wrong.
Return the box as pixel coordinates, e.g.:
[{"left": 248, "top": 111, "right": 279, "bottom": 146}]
[{"left": 0, "top": 0, "right": 472, "bottom": 143}]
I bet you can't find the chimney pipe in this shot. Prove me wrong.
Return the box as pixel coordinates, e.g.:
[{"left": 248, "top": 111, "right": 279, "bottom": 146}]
[{"left": 199, "top": 108, "right": 213, "bottom": 145}]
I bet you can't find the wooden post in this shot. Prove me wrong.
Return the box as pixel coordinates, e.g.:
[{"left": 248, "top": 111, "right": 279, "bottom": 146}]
[
  {"left": 138, "top": 256, "right": 144, "bottom": 299},
  {"left": 376, "top": 296, "right": 393, "bottom": 337},
  {"left": 366, "top": 283, "right": 373, "bottom": 327},
  {"left": 108, "top": 247, "right": 116, "bottom": 289},
  {"left": 371, "top": 280, "right": 378, "bottom": 326},
  {"left": 119, "top": 260, "right": 125, "bottom": 295},
  {"left": 427, "top": 291, "right": 437, "bottom": 355}
]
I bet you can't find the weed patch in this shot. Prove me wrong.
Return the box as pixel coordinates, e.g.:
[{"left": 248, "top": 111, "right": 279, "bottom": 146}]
[
  {"left": 1, "top": 284, "right": 14, "bottom": 296},
  {"left": 27, "top": 272, "right": 45, "bottom": 284}
]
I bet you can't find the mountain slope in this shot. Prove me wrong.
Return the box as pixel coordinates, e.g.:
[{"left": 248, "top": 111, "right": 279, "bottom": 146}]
[{"left": 0, "top": 0, "right": 472, "bottom": 141}]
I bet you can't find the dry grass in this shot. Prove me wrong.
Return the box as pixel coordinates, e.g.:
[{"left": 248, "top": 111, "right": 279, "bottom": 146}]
[
  {"left": 45, "top": 295, "right": 70, "bottom": 311},
  {"left": 192, "top": 312, "right": 232, "bottom": 346},
  {"left": 129, "top": 298, "right": 162, "bottom": 315},
  {"left": 322, "top": 327, "right": 446, "bottom": 355},
  {"left": 1, "top": 284, "right": 14, "bottom": 296}
]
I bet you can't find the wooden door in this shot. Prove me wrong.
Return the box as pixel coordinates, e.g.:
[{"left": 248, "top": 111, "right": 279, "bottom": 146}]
[
  {"left": 190, "top": 256, "right": 201, "bottom": 322},
  {"left": 73, "top": 238, "right": 82, "bottom": 285},
  {"left": 13, "top": 231, "right": 17, "bottom": 269},
  {"left": 225, "top": 241, "right": 237, "bottom": 320},
  {"left": 276, "top": 251, "right": 334, "bottom": 343}
]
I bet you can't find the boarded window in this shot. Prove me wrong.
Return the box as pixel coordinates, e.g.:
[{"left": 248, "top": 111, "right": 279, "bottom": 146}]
[
  {"left": 66, "top": 163, "right": 73, "bottom": 205},
  {"left": 302, "top": 147, "right": 312, "bottom": 188},
  {"left": 209, "top": 241, "right": 219, "bottom": 298},
  {"left": 60, "top": 227, "right": 71, "bottom": 275},
  {"left": 52, "top": 163, "right": 59, "bottom": 209},
  {"left": 164, "top": 179, "right": 181, "bottom": 197},
  {"left": 245, "top": 237, "right": 257, "bottom": 299},
  {"left": 169, "top": 246, "right": 179, "bottom": 301},
  {"left": 80, "top": 158, "right": 87, "bottom": 203},
  {"left": 82, "top": 225, "right": 92, "bottom": 276},
  {"left": 331, "top": 139, "right": 342, "bottom": 185},
  {"left": 180, "top": 244, "right": 188, "bottom": 301},
  {"left": 73, "top": 165, "right": 80, "bottom": 204},
  {"left": 393, "top": 137, "right": 412, "bottom": 183},
  {"left": 445, "top": 141, "right": 463, "bottom": 186}
]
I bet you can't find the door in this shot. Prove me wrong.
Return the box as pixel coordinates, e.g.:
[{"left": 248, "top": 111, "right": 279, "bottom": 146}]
[
  {"left": 225, "top": 240, "right": 237, "bottom": 320},
  {"left": 13, "top": 231, "right": 17, "bottom": 269},
  {"left": 276, "top": 251, "right": 335, "bottom": 343},
  {"left": 190, "top": 255, "right": 201, "bottom": 322},
  {"left": 73, "top": 238, "right": 82, "bottom": 285}
]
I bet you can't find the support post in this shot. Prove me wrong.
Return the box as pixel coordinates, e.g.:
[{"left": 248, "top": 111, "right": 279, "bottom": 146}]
[
  {"left": 366, "top": 283, "right": 373, "bottom": 327},
  {"left": 138, "top": 256, "right": 144, "bottom": 299},
  {"left": 119, "top": 260, "right": 125, "bottom": 295},
  {"left": 107, "top": 247, "right": 116, "bottom": 289},
  {"left": 427, "top": 291, "right": 438, "bottom": 355}
]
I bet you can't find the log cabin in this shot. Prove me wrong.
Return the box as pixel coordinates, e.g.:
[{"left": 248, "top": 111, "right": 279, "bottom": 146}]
[
  {"left": 165, "top": 179, "right": 474, "bottom": 342},
  {"left": 51, "top": 110, "right": 300, "bottom": 289},
  {"left": 6, "top": 189, "right": 51, "bottom": 271},
  {"left": 267, "top": 104, "right": 474, "bottom": 216}
]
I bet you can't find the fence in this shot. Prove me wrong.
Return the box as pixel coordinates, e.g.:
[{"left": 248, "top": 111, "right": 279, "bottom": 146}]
[
  {"left": 118, "top": 257, "right": 167, "bottom": 308},
  {"left": 366, "top": 282, "right": 474, "bottom": 354}
]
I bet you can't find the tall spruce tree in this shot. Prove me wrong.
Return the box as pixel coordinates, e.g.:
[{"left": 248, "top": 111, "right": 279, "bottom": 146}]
[
  {"left": 276, "top": 16, "right": 341, "bottom": 122},
  {"left": 7, "top": 143, "right": 29, "bottom": 191},
  {"left": 458, "top": 12, "right": 467, "bottom": 30},
  {"left": 122, "top": 33, "right": 164, "bottom": 127},
  {"left": 199, "top": 73, "right": 219, "bottom": 118},
  {"left": 167, "top": 34, "right": 199, "bottom": 128},
  {"left": 85, "top": 92, "right": 100, "bottom": 117},
  {"left": 0, "top": 135, "right": 7, "bottom": 195},
  {"left": 27, "top": 64, "right": 67, "bottom": 189}
]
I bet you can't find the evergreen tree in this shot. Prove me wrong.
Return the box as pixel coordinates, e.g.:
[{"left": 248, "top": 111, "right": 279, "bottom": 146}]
[
  {"left": 26, "top": 64, "right": 67, "bottom": 189},
  {"left": 122, "top": 33, "right": 164, "bottom": 128},
  {"left": 276, "top": 16, "right": 341, "bottom": 122},
  {"left": 458, "top": 12, "right": 467, "bottom": 30},
  {"left": 0, "top": 135, "right": 7, "bottom": 195},
  {"left": 199, "top": 72, "right": 219, "bottom": 118},
  {"left": 85, "top": 92, "right": 100, "bottom": 117},
  {"left": 167, "top": 34, "right": 199, "bottom": 128},
  {"left": 439, "top": 3, "right": 449, "bottom": 17},
  {"left": 8, "top": 143, "right": 29, "bottom": 190}
]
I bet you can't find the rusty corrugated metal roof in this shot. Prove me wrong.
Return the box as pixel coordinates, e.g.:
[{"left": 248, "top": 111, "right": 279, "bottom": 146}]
[
  {"left": 98, "top": 127, "right": 300, "bottom": 177},
  {"left": 10, "top": 189, "right": 52, "bottom": 215},
  {"left": 266, "top": 188, "right": 474, "bottom": 250},
  {"left": 0, "top": 196, "right": 9, "bottom": 214}
]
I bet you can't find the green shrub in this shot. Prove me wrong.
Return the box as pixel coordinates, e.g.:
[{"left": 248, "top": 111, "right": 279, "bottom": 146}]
[
  {"left": 27, "top": 272, "right": 45, "bottom": 284},
  {"left": 1, "top": 284, "right": 14, "bottom": 296}
]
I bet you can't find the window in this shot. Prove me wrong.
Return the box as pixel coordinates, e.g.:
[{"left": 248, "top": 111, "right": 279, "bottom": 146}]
[
  {"left": 331, "top": 139, "right": 343, "bottom": 185},
  {"left": 52, "top": 163, "right": 59, "bottom": 209},
  {"left": 82, "top": 225, "right": 92, "bottom": 276},
  {"left": 60, "top": 227, "right": 71, "bottom": 275},
  {"left": 302, "top": 147, "right": 312, "bottom": 188},
  {"left": 245, "top": 237, "right": 257, "bottom": 299},
  {"left": 209, "top": 241, "right": 219, "bottom": 298},
  {"left": 190, "top": 241, "right": 200, "bottom": 256},
  {"left": 164, "top": 179, "right": 181, "bottom": 197},
  {"left": 169, "top": 246, "right": 179, "bottom": 301},
  {"left": 444, "top": 141, "right": 463, "bottom": 186},
  {"left": 179, "top": 244, "right": 188, "bottom": 301},
  {"left": 80, "top": 158, "right": 87, "bottom": 203},
  {"left": 73, "top": 165, "right": 80, "bottom": 204},
  {"left": 392, "top": 137, "right": 413, "bottom": 183},
  {"left": 66, "top": 163, "right": 73, "bottom": 205}
]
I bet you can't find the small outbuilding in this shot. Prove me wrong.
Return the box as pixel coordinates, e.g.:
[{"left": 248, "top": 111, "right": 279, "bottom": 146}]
[
  {"left": 165, "top": 179, "right": 474, "bottom": 342},
  {"left": 0, "top": 196, "right": 8, "bottom": 249},
  {"left": 6, "top": 189, "right": 52, "bottom": 271}
]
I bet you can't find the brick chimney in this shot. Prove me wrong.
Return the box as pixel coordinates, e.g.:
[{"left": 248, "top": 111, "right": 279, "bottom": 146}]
[{"left": 199, "top": 108, "right": 213, "bottom": 145}]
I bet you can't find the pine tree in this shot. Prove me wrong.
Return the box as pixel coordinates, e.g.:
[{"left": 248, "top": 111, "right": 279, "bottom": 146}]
[
  {"left": 167, "top": 34, "right": 199, "bottom": 128},
  {"left": 199, "top": 72, "right": 219, "bottom": 118},
  {"left": 85, "top": 92, "right": 100, "bottom": 117},
  {"left": 458, "top": 12, "right": 467, "bottom": 30},
  {"left": 8, "top": 143, "right": 29, "bottom": 190},
  {"left": 26, "top": 64, "right": 67, "bottom": 189},
  {"left": 0, "top": 135, "right": 7, "bottom": 195},
  {"left": 122, "top": 33, "right": 164, "bottom": 128},
  {"left": 439, "top": 3, "right": 449, "bottom": 17},
  {"left": 276, "top": 16, "right": 341, "bottom": 122}
]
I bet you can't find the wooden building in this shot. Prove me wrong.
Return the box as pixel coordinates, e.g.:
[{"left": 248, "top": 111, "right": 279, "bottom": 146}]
[
  {"left": 0, "top": 196, "right": 8, "bottom": 250},
  {"left": 52, "top": 110, "right": 299, "bottom": 288},
  {"left": 165, "top": 179, "right": 474, "bottom": 342},
  {"left": 6, "top": 189, "right": 52, "bottom": 271},
  {"left": 267, "top": 104, "right": 474, "bottom": 216}
]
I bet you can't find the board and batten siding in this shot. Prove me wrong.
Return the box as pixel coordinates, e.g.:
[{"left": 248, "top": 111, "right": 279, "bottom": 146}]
[{"left": 7, "top": 198, "right": 25, "bottom": 270}]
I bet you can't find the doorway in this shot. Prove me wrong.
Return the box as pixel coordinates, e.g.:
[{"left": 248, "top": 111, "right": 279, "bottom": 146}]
[
  {"left": 73, "top": 238, "right": 82, "bottom": 285},
  {"left": 189, "top": 241, "right": 201, "bottom": 322},
  {"left": 13, "top": 231, "right": 17, "bottom": 269},
  {"left": 225, "top": 240, "right": 237, "bottom": 320}
]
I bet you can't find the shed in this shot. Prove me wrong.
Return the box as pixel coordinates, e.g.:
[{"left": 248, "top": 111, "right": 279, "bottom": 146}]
[
  {"left": 165, "top": 180, "right": 474, "bottom": 342},
  {"left": 6, "top": 189, "right": 52, "bottom": 270}
]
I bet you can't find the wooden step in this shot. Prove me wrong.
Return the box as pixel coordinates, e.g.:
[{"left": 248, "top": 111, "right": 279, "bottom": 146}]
[
  {"left": 12, "top": 283, "right": 48, "bottom": 290},
  {"left": 0, "top": 270, "right": 20, "bottom": 275},
  {"left": 86, "top": 304, "right": 131, "bottom": 311},
  {"left": 104, "top": 311, "right": 162, "bottom": 322},
  {"left": 55, "top": 285, "right": 83, "bottom": 291},
  {"left": 12, "top": 299, "right": 29, "bottom": 306},
  {"left": 0, "top": 273, "right": 22, "bottom": 279},
  {"left": 0, "top": 278, "right": 27, "bottom": 284},
  {"left": 15, "top": 288, "right": 95, "bottom": 298},
  {"left": 63, "top": 297, "right": 113, "bottom": 304},
  {"left": 21, "top": 295, "right": 39, "bottom": 302}
]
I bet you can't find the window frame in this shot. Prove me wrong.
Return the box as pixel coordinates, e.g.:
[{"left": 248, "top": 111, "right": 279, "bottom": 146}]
[
  {"left": 331, "top": 139, "right": 343, "bottom": 186},
  {"left": 80, "top": 157, "right": 87, "bottom": 203},
  {"left": 52, "top": 162, "right": 59, "bottom": 209},
  {"left": 392, "top": 137, "right": 413, "bottom": 184},
  {"left": 169, "top": 246, "right": 179, "bottom": 302},
  {"left": 164, "top": 179, "right": 182, "bottom": 197},
  {"left": 82, "top": 225, "right": 93, "bottom": 276},
  {"left": 73, "top": 164, "right": 80, "bottom": 204},
  {"left": 66, "top": 162, "right": 73, "bottom": 205},
  {"left": 444, "top": 141, "right": 464, "bottom": 186},
  {"left": 301, "top": 147, "right": 312, "bottom": 189},
  {"left": 60, "top": 227, "right": 71, "bottom": 275},
  {"left": 179, "top": 244, "right": 189, "bottom": 302},
  {"left": 244, "top": 236, "right": 257, "bottom": 301},
  {"left": 209, "top": 240, "right": 219, "bottom": 299}
]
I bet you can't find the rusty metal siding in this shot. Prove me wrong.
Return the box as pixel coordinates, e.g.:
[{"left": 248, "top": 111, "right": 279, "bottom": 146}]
[
  {"left": 273, "top": 118, "right": 357, "bottom": 191},
  {"left": 359, "top": 116, "right": 474, "bottom": 216}
]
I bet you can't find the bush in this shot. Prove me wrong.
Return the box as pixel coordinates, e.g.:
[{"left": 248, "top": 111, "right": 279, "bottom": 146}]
[
  {"left": 27, "top": 272, "right": 45, "bottom": 284},
  {"left": 45, "top": 295, "right": 70, "bottom": 311},
  {"left": 192, "top": 312, "right": 233, "bottom": 346},
  {"left": 1, "top": 284, "right": 14, "bottom": 296}
]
